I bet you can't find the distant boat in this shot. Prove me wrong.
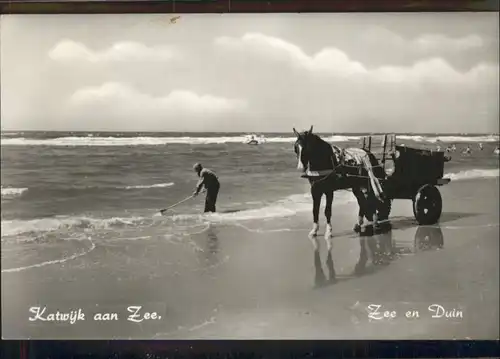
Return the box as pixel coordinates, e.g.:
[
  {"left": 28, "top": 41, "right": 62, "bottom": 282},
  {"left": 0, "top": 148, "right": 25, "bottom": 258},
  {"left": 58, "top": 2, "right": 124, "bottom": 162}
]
[{"left": 244, "top": 134, "right": 266, "bottom": 145}]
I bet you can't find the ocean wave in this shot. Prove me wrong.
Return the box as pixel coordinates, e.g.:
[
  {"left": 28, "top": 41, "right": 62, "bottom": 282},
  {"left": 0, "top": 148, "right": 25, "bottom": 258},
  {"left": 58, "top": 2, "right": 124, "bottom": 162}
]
[
  {"left": 2, "top": 134, "right": 498, "bottom": 146},
  {"left": 171, "top": 191, "right": 355, "bottom": 224},
  {"left": 0, "top": 216, "right": 150, "bottom": 238},
  {"left": 123, "top": 182, "right": 174, "bottom": 190},
  {"left": 1, "top": 191, "right": 356, "bottom": 239},
  {"left": 1, "top": 187, "right": 28, "bottom": 198},
  {"left": 445, "top": 168, "right": 499, "bottom": 181},
  {"left": 1, "top": 135, "right": 361, "bottom": 146},
  {"left": 398, "top": 135, "right": 499, "bottom": 143}
]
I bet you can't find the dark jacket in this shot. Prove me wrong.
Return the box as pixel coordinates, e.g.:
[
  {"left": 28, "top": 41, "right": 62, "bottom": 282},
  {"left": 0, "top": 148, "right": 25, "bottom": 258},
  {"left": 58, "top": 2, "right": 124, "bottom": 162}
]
[{"left": 195, "top": 168, "right": 219, "bottom": 194}]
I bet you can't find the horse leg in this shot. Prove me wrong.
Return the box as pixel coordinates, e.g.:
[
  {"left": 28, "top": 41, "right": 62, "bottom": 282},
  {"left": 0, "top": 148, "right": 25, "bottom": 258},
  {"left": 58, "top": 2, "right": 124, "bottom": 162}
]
[
  {"left": 309, "top": 185, "right": 322, "bottom": 237},
  {"left": 324, "top": 190, "right": 334, "bottom": 242},
  {"left": 323, "top": 189, "right": 335, "bottom": 282},
  {"left": 352, "top": 187, "right": 366, "bottom": 233},
  {"left": 366, "top": 190, "right": 380, "bottom": 233},
  {"left": 359, "top": 187, "right": 377, "bottom": 236}
]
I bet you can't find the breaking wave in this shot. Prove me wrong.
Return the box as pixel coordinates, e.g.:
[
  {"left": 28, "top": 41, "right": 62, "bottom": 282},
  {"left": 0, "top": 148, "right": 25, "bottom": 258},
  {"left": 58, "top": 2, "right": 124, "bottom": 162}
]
[
  {"left": 398, "top": 135, "right": 499, "bottom": 144},
  {"left": 1, "top": 187, "right": 28, "bottom": 198},
  {"left": 2, "top": 134, "right": 498, "bottom": 146},
  {"left": 123, "top": 182, "right": 174, "bottom": 190},
  {"left": 1, "top": 216, "right": 148, "bottom": 238},
  {"left": 445, "top": 168, "right": 499, "bottom": 181},
  {"left": 1, "top": 135, "right": 360, "bottom": 146},
  {"left": 1, "top": 191, "right": 355, "bottom": 239}
]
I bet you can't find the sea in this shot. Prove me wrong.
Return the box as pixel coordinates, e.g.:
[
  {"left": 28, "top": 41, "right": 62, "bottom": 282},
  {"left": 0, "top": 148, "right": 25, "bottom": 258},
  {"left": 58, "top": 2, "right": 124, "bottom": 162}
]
[{"left": 1, "top": 131, "right": 499, "bottom": 248}]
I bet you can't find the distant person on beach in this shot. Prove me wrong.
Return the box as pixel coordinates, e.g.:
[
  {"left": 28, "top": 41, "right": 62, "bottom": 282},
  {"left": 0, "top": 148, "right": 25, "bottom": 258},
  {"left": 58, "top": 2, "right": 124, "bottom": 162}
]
[
  {"left": 479, "top": 143, "right": 484, "bottom": 151},
  {"left": 193, "top": 163, "right": 220, "bottom": 213}
]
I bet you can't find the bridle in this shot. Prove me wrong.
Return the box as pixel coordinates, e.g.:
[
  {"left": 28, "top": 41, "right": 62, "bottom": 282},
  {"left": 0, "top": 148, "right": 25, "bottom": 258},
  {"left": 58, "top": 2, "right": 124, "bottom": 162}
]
[{"left": 295, "top": 133, "right": 343, "bottom": 187}]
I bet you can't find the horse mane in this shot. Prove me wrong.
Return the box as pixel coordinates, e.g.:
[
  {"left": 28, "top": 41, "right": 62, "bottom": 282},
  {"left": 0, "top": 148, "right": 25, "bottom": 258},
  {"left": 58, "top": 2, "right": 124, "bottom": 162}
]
[{"left": 307, "top": 132, "right": 328, "bottom": 148}]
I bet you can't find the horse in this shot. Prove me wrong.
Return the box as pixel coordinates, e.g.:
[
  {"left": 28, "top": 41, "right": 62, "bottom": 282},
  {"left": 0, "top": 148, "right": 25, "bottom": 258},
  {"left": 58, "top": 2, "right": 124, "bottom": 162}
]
[
  {"left": 293, "top": 126, "right": 391, "bottom": 244},
  {"left": 293, "top": 126, "right": 392, "bottom": 283}
]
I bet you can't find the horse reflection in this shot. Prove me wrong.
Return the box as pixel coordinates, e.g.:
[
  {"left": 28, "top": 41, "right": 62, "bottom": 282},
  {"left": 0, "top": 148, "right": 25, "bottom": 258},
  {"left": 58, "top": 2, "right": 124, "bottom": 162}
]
[
  {"left": 354, "top": 225, "right": 394, "bottom": 275},
  {"left": 311, "top": 236, "right": 336, "bottom": 287},
  {"left": 413, "top": 225, "right": 444, "bottom": 252},
  {"left": 312, "top": 224, "right": 394, "bottom": 286}
]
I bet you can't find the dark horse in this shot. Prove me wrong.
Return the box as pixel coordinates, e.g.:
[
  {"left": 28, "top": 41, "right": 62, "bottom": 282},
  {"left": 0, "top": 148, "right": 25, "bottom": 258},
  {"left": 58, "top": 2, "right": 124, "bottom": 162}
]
[
  {"left": 293, "top": 126, "right": 391, "bottom": 242},
  {"left": 293, "top": 126, "right": 391, "bottom": 283}
]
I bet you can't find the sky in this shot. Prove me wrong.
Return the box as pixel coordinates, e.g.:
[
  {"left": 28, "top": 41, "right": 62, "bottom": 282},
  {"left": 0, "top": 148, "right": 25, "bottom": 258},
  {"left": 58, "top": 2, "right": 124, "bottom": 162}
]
[{"left": 0, "top": 13, "right": 498, "bottom": 133}]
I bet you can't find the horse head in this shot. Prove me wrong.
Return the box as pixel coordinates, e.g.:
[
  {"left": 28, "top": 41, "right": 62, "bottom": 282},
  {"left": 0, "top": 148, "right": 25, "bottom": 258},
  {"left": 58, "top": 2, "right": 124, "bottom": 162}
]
[{"left": 293, "top": 126, "right": 314, "bottom": 171}]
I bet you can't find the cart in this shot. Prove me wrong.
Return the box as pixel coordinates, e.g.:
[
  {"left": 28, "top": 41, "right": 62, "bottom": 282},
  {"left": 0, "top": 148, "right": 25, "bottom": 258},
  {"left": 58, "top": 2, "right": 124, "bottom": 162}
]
[{"left": 360, "top": 134, "right": 451, "bottom": 225}]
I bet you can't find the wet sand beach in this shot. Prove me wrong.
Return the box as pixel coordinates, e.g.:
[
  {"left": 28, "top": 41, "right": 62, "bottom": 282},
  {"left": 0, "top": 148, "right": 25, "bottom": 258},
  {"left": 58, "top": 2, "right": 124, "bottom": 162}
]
[{"left": 2, "top": 177, "right": 498, "bottom": 339}]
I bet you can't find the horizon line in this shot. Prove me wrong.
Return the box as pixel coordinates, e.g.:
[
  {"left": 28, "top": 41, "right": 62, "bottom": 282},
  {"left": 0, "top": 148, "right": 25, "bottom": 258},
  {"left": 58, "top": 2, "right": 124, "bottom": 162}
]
[{"left": 1, "top": 130, "right": 499, "bottom": 136}]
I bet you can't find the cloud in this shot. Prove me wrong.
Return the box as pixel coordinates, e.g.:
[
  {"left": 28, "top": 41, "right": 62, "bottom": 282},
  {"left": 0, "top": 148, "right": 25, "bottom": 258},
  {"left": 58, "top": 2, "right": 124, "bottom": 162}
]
[
  {"left": 69, "top": 82, "right": 247, "bottom": 117},
  {"left": 49, "top": 40, "right": 177, "bottom": 63},
  {"left": 414, "top": 34, "right": 485, "bottom": 52},
  {"left": 361, "top": 27, "right": 486, "bottom": 53},
  {"left": 215, "top": 33, "right": 498, "bottom": 86}
]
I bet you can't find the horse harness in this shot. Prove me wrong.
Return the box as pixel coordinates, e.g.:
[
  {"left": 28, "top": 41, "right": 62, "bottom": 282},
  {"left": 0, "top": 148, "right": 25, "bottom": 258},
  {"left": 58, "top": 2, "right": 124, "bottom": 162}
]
[{"left": 306, "top": 145, "right": 376, "bottom": 189}]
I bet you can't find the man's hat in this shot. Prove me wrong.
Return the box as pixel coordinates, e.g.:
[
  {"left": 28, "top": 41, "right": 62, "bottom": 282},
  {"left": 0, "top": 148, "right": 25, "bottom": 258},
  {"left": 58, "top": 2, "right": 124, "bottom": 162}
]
[{"left": 193, "top": 163, "right": 202, "bottom": 171}]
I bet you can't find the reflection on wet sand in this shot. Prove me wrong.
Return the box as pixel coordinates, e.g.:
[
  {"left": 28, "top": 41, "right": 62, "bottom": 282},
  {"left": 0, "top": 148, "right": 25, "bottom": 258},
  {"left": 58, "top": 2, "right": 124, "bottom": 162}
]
[
  {"left": 392, "top": 224, "right": 445, "bottom": 255},
  {"left": 414, "top": 225, "right": 444, "bottom": 251},
  {"left": 193, "top": 225, "right": 220, "bottom": 269},
  {"left": 355, "top": 226, "right": 394, "bottom": 275},
  {"left": 313, "top": 222, "right": 446, "bottom": 287},
  {"left": 313, "top": 250, "right": 335, "bottom": 287}
]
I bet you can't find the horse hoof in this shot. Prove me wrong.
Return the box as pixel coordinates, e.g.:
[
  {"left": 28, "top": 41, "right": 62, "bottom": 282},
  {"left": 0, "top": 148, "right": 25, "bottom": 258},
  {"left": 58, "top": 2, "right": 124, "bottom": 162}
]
[
  {"left": 309, "top": 224, "right": 319, "bottom": 237},
  {"left": 353, "top": 224, "right": 361, "bottom": 233},
  {"left": 325, "top": 225, "right": 333, "bottom": 239}
]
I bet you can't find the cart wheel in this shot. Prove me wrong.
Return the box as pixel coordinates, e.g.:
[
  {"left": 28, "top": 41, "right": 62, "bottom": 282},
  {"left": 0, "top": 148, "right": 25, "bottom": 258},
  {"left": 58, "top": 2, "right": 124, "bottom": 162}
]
[{"left": 413, "top": 185, "right": 442, "bottom": 225}]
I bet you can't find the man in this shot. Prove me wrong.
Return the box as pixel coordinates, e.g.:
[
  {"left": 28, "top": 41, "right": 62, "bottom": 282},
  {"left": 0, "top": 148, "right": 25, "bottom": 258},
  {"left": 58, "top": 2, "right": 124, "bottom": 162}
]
[{"left": 193, "top": 163, "right": 220, "bottom": 213}]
